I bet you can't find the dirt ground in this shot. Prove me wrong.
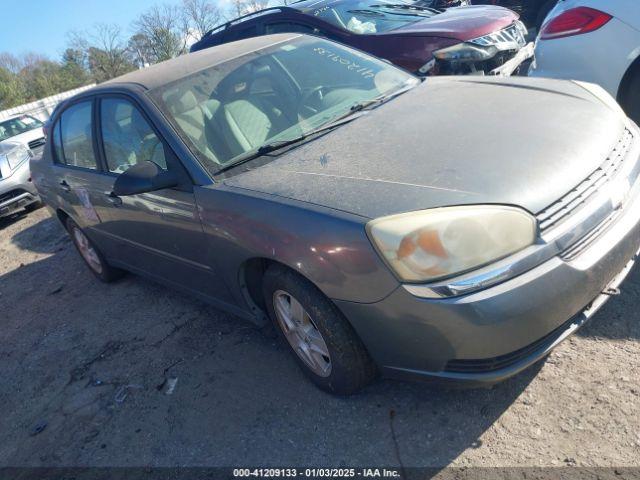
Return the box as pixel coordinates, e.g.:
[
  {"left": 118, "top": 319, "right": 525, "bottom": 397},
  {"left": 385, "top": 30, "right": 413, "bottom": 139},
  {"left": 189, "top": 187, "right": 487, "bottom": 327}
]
[{"left": 0, "top": 206, "right": 639, "bottom": 471}]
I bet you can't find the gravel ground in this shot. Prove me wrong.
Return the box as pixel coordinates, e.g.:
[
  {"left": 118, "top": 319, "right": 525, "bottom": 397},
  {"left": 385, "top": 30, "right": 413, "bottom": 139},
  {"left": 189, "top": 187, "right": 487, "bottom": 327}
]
[{"left": 0, "top": 207, "right": 639, "bottom": 471}]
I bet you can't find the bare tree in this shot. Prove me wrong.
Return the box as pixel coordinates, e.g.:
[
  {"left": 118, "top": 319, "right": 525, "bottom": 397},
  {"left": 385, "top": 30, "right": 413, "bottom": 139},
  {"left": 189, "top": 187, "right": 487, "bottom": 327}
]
[
  {"left": 128, "top": 33, "right": 154, "bottom": 68},
  {"left": 0, "top": 52, "right": 26, "bottom": 74},
  {"left": 182, "top": 0, "right": 223, "bottom": 41},
  {"left": 231, "top": 0, "right": 270, "bottom": 17},
  {"left": 134, "top": 4, "right": 187, "bottom": 63},
  {"left": 65, "top": 24, "right": 134, "bottom": 83},
  {"left": 89, "top": 24, "right": 135, "bottom": 82}
]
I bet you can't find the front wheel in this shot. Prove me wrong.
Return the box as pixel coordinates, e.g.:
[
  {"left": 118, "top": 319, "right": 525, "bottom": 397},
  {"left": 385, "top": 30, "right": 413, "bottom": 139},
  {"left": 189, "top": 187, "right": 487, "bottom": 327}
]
[
  {"left": 66, "top": 218, "right": 125, "bottom": 283},
  {"left": 263, "top": 265, "right": 377, "bottom": 395}
]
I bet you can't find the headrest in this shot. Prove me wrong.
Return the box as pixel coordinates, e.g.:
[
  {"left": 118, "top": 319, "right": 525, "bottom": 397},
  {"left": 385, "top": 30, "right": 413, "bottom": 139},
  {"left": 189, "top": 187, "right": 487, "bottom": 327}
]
[
  {"left": 201, "top": 98, "right": 222, "bottom": 120},
  {"left": 113, "top": 101, "right": 133, "bottom": 123},
  {"left": 166, "top": 90, "right": 199, "bottom": 116},
  {"left": 216, "top": 63, "right": 256, "bottom": 100}
]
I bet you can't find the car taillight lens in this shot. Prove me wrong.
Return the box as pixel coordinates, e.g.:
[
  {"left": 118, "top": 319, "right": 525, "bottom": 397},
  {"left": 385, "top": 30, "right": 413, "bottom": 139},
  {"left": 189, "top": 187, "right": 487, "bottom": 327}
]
[{"left": 540, "top": 7, "right": 612, "bottom": 40}]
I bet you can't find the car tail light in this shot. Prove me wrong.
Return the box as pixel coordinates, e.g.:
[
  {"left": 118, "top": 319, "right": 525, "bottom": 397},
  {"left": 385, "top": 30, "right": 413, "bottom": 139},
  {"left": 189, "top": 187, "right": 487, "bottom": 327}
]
[{"left": 540, "top": 7, "right": 612, "bottom": 40}]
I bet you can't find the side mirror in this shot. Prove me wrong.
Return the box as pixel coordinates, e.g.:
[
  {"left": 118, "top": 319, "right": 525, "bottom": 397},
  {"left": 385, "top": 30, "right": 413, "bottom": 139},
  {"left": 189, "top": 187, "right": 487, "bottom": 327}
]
[{"left": 112, "top": 161, "right": 178, "bottom": 197}]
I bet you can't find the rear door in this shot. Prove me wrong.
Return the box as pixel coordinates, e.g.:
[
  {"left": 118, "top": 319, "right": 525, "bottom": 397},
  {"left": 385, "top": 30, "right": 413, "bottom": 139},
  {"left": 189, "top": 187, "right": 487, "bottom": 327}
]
[{"left": 50, "top": 98, "right": 115, "bottom": 235}]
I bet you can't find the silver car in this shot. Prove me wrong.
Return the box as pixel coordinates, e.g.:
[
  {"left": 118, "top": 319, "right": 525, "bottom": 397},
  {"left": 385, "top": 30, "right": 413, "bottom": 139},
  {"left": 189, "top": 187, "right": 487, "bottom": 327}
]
[
  {"left": 0, "top": 142, "right": 40, "bottom": 219},
  {"left": 0, "top": 114, "right": 47, "bottom": 154},
  {"left": 31, "top": 34, "right": 640, "bottom": 394}
]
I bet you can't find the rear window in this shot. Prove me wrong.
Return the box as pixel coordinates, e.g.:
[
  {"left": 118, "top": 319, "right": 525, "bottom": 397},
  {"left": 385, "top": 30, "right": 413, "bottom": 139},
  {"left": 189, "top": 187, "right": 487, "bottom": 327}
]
[{"left": 55, "top": 101, "right": 97, "bottom": 170}]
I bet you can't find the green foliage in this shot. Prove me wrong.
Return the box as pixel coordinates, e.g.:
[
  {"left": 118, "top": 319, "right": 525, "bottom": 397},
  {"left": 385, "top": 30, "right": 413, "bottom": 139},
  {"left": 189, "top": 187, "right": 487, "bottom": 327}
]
[
  {"left": 87, "top": 47, "right": 136, "bottom": 84},
  {"left": 0, "top": 0, "right": 236, "bottom": 110},
  {"left": 0, "top": 66, "right": 26, "bottom": 110}
]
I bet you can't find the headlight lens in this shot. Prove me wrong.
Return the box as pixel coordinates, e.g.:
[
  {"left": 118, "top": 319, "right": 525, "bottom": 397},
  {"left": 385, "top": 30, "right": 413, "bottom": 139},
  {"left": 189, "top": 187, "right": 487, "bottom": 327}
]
[
  {"left": 5, "top": 147, "right": 31, "bottom": 171},
  {"left": 433, "top": 43, "right": 498, "bottom": 62},
  {"left": 367, "top": 206, "right": 537, "bottom": 282}
]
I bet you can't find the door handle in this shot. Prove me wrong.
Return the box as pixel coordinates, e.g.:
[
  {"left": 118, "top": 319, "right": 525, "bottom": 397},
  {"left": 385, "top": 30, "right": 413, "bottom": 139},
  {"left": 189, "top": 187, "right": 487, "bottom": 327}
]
[
  {"left": 105, "top": 191, "right": 123, "bottom": 207},
  {"left": 59, "top": 180, "right": 71, "bottom": 192}
]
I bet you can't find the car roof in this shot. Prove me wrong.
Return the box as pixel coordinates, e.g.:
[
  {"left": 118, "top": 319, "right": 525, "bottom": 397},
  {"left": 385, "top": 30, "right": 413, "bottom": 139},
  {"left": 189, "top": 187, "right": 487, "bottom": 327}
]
[
  {"left": 210, "top": 1, "right": 338, "bottom": 33},
  {"left": 104, "top": 33, "right": 300, "bottom": 91},
  {"left": 1, "top": 114, "right": 31, "bottom": 122}
]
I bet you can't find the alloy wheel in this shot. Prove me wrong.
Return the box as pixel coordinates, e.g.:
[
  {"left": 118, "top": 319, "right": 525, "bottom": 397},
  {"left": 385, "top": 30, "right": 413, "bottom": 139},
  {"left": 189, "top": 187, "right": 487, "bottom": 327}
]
[
  {"left": 273, "top": 290, "right": 332, "bottom": 377},
  {"left": 72, "top": 227, "right": 103, "bottom": 274}
]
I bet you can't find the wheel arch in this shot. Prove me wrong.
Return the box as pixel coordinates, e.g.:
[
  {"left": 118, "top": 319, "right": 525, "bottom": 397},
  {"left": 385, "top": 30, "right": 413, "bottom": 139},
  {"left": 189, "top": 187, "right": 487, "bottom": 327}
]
[
  {"left": 55, "top": 208, "right": 71, "bottom": 229},
  {"left": 238, "top": 257, "right": 324, "bottom": 326}
]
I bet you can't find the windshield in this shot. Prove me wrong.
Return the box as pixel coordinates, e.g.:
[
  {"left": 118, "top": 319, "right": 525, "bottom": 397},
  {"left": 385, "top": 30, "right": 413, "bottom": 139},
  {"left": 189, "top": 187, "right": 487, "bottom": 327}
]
[
  {"left": 307, "top": 0, "right": 437, "bottom": 34},
  {"left": 149, "top": 36, "right": 418, "bottom": 174},
  {"left": 0, "top": 115, "right": 44, "bottom": 142}
]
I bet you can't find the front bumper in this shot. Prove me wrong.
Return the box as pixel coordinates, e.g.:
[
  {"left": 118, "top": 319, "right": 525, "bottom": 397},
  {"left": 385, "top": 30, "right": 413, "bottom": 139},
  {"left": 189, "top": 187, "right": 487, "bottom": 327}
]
[
  {"left": 336, "top": 145, "right": 640, "bottom": 385},
  {"left": 0, "top": 161, "right": 40, "bottom": 218},
  {"left": 428, "top": 42, "right": 534, "bottom": 77},
  {"left": 490, "top": 42, "right": 534, "bottom": 77}
]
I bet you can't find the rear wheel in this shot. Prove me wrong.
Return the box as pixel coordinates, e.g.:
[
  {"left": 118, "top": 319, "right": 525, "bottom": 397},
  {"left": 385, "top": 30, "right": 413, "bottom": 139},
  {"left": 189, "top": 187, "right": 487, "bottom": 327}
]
[
  {"left": 263, "top": 265, "right": 377, "bottom": 395},
  {"left": 66, "top": 218, "right": 125, "bottom": 283}
]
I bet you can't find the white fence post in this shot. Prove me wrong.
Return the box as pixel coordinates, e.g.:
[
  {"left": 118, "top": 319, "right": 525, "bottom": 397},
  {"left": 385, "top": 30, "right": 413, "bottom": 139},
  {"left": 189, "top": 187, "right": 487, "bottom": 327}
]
[{"left": 0, "top": 84, "right": 97, "bottom": 123}]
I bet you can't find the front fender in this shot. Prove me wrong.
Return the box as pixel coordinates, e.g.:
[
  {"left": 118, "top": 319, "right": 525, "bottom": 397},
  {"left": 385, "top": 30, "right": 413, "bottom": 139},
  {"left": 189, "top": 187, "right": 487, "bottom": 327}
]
[{"left": 195, "top": 185, "right": 399, "bottom": 306}]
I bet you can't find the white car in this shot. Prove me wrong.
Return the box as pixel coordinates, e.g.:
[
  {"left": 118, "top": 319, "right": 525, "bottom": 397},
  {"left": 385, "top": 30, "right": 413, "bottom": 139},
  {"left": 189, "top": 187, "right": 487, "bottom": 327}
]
[
  {"left": 0, "top": 114, "right": 47, "bottom": 154},
  {"left": 529, "top": 0, "right": 640, "bottom": 122}
]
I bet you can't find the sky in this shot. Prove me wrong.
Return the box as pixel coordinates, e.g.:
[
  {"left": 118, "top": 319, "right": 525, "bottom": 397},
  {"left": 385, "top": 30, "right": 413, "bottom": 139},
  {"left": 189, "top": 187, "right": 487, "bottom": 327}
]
[{"left": 0, "top": 0, "right": 221, "bottom": 60}]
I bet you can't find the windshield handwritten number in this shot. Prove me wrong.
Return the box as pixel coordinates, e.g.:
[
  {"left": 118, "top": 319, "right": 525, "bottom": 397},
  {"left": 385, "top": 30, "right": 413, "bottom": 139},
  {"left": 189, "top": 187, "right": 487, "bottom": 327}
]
[{"left": 313, "top": 47, "right": 375, "bottom": 78}]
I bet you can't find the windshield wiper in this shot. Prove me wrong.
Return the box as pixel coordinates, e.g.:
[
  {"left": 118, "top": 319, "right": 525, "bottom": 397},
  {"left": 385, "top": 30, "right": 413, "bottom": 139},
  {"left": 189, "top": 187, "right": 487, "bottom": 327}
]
[
  {"left": 349, "top": 82, "right": 418, "bottom": 112},
  {"left": 215, "top": 112, "right": 367, "bottom": 174}
]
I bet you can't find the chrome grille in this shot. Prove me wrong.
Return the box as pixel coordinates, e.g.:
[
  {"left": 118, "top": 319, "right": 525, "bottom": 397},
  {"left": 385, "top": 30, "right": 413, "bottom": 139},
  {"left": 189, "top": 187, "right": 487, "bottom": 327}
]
[
  {"left": 469, "top": 21, "right": 527, "bottom": 51},
  {"left": 537, "top": 129, "right": 635, "bottom": 234},
  {"left": 0, "top": 189, "right": 27, "bottom": 204}
]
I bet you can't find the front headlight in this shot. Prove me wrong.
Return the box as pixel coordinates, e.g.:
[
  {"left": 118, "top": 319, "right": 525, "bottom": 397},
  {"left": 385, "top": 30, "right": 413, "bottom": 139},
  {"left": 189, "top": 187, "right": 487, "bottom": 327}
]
[
  {"left": 367, "top": 206, "right": 537, "bottom": 283},
  {"left": 5, "top": 147, "right": 31, "bottom": 171},
  {"left": 433, "top": 43, "right": 498, "bottom": 62}
]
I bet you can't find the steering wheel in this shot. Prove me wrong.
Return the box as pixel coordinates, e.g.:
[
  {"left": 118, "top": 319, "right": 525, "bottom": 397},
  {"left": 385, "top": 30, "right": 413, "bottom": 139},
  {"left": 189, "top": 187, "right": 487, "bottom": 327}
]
[{"left": 299, "top": 86, "right": 328, "bottom": 117}]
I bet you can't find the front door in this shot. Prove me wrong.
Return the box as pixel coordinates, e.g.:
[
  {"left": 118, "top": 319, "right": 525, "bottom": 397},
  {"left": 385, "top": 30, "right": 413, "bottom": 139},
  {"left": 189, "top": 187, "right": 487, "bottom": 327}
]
[{"left": 93, "top": 96, "right": 234, "bottom": 306}]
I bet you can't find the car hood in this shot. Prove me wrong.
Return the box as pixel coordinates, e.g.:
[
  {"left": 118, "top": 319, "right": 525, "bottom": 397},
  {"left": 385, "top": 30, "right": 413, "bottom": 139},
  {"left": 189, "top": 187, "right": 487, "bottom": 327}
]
[
  {"left": 387, "top": 6, "right": 519, "bottom": 41},
  {"left": 0, "top": 128, "right": 44, "bottom": 148},
  {"left": 223, "top": 77, "right": 628, "bottom": 219}
]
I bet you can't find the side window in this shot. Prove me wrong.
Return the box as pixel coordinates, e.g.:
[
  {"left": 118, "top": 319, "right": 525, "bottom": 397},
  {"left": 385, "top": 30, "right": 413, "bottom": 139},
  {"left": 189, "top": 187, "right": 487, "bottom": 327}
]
[
  {"left": 100, "top": 98, "right": 167, "bottom": 174},
  {"left": 264, "top": 22, "right": 318, "bottom": 35},
  {"left": 58, "top": 101, "right": 97, "bottom": 170}
]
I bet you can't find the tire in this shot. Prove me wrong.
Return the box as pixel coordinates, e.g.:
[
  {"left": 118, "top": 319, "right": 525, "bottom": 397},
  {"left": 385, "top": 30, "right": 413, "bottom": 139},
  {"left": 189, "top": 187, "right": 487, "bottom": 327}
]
[
  {"left": 621, "top": 69, "right": 640, "bottom": 125},
  {"left": 66, "top": 218, "right": 125, "bottom": 283},
  {"left": 263, "top": 265, "right": 377, "bottom": 395}
]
